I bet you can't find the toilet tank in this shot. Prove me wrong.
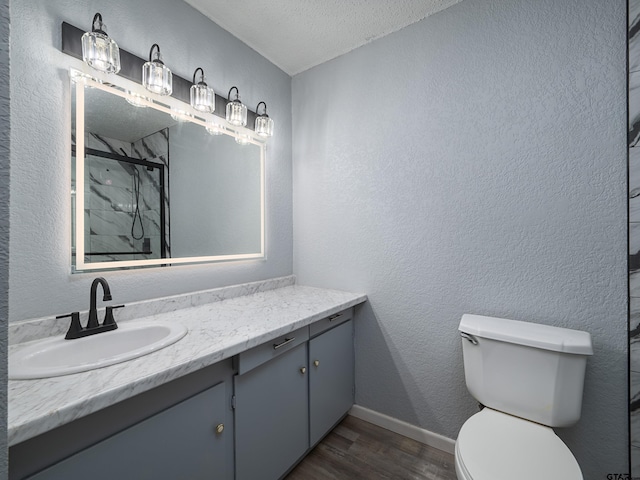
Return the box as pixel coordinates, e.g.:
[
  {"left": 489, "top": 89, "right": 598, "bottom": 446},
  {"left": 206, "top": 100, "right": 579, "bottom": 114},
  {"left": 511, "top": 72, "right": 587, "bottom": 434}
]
[{"left": 458, "top": 314, "right": 593, "bottom": 427}]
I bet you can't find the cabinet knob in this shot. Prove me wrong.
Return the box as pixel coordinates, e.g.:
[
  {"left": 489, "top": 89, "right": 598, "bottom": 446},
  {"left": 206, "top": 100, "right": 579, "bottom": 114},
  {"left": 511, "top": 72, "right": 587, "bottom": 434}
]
[
  {"left": 216, "top": 423, "right": 224, "bottom": 434},
  {"left": 300, "top": 367, "right": 306, "bottom": 374},
  {"left": 313, "top": 360, "right": 320, "bottom": 367}
]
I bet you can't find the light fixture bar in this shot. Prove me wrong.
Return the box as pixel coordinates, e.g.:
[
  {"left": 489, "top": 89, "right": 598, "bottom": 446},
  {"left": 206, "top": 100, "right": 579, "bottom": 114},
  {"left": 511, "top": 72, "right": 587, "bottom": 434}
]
[{"left": 61, "top": 22, "right": 259, "bottom": 129}]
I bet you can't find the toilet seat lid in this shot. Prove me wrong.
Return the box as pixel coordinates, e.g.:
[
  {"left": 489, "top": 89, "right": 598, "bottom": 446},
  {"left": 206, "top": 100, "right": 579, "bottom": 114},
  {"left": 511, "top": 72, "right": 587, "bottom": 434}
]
[{"left": 456, "top": 408, "right": 583, "bottom": 480}]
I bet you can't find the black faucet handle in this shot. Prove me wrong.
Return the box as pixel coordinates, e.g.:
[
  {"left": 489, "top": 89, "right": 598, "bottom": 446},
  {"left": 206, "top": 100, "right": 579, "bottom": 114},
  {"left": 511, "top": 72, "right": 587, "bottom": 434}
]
[
  {"left": 57, "top": 312, "right": 83, "bottom": 340},
  {"left": 103, "top": 304, "right": 124, "bottom": 328}
]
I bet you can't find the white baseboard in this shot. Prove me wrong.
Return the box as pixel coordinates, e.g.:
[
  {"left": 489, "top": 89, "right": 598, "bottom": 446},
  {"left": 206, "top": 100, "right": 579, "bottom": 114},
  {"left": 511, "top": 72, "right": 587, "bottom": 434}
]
[{"left": 348, "top": 405, "right": 456, "bottom": 455}]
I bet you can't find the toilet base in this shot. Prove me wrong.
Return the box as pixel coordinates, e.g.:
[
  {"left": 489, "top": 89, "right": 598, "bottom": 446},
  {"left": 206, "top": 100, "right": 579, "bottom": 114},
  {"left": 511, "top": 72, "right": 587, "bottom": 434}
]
[{"left": 454, "top": 440, "right": 470, "bottom": 480}]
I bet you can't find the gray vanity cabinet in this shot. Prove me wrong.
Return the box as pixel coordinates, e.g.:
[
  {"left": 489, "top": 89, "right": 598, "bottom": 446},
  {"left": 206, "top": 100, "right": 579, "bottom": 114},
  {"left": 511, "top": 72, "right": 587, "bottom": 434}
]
[
  {"left": 309, "top": 319, "right": 355, "bottom": 446},
  {"left": 234, "top": 341, "right": 309, "bottom": 480},
  {"left": 17, "top": 310, "right": 356, "bottom": 480},
  {"left": 27, "top": 382, "right": 230, "bottom": 480},
  {"left": 234, "top": 310, "right": 355, "bottom": 479}
]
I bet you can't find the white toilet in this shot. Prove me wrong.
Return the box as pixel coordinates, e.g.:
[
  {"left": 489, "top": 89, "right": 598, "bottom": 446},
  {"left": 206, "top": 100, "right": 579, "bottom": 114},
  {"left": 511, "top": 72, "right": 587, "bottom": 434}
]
[{"left": 455, "top": 314, "right": 593, "bottom": 480}]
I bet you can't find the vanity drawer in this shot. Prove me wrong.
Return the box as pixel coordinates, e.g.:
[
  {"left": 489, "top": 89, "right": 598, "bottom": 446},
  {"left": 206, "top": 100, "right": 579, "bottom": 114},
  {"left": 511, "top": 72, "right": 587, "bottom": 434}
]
[
  {"left": 309, "top": 307, "right": 353, "bottom": 338},
  {"left": 237, "top": 326, "right": 309, "bottom": 375}
]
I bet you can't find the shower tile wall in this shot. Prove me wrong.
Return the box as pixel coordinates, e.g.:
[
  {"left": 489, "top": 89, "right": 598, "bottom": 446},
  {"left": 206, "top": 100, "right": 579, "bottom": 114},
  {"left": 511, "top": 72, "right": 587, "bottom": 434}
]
[
  {"left": 86, "top": 133, "right": 131, "bottom": 157},
  {"left": 630, "top": 0, "right": 640, "bottom": 474},
  {"left": 132, "top": 128, "right": 171, "bottom": 259},
  {"left": 82, "top": 132, "right": 168, "bottom": 263}
]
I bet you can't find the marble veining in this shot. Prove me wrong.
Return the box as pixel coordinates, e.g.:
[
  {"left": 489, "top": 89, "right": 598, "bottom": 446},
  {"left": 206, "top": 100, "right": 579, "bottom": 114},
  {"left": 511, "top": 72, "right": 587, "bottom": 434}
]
[
  {"left": 86, "top": 133, "right": 131, "bottom": 157},
  {"left": 631, "top": 0, "right": 640, "bottom": 74},
  {"left": 631, "top": 148, "right": 640, "bottom": 222},
  {"left": 8, "top": 281, "right": 365, "bottom": 446},
  {"left": 630, "top": 223, "right": 640, "bottom": 298},
  {"left": 630, "top": 72, "right": 640, "bottom": 148},
  {"left": 632, "top": 5, "right": 640, "bottom": 475}
]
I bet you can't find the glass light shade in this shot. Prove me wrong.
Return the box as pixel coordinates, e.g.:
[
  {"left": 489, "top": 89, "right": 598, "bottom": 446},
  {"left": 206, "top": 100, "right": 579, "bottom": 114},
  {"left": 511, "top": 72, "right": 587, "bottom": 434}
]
[
  {"left": 190, "top": 70, "right": 215, "bottom": 113},
  {"left": 170, "top": 109, "right": 192, "bottom": 122},
  {"left": 235, "top": 134, "right": 251, "bottom": 145},
  {"left": 143, "top": 50, "right": 172, "bottom": 96},
  {"left": 70, "top": 70, "right": 100, "bottom": 85},
  {"left": 125, "top": 91, "right": 149, "bottom": 108},
  {"left": 255, "top": 115, "right": 274, "bottom": 137},
  {"left": 206, "top": 123, "right": 223, "bottom": 136},
  {"left": 226, "top": 100, "right": 247, "bottom": 127},
  {"left": 81, "top": 21, "right": 120, "bottom": 74}
]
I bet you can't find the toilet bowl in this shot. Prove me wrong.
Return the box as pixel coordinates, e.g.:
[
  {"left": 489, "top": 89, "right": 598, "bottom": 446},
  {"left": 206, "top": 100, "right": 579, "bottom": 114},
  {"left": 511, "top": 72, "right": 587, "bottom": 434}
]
[
  {"left": 456, "top": 314, "right": 592, "bottom": 480},
  {"left": 454, "top": 408, "right": 582, "bottom": 480}
]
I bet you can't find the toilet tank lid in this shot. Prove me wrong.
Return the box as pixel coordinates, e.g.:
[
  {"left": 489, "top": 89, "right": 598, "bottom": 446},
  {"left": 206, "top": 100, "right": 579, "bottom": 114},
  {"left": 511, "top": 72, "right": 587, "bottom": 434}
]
[{"left": 459, "top": 314, "right": 593, "bottom": 355}]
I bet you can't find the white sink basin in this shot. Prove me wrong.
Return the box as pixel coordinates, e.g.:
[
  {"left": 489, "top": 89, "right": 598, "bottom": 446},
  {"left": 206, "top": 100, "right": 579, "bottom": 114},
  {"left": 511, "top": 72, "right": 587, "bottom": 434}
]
[{"left": 9, "top": 321, "right": 188, "bottom": 380}]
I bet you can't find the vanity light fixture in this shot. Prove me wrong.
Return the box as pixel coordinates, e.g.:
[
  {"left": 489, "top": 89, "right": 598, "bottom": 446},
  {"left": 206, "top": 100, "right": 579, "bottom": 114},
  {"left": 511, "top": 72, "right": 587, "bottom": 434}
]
[
  {"left": 226, "top": 86, "right": 247, "bottom": 127},
  {"left": 142, "top": 44, "right": 172, "bottom": 96},
  {"left": 81, "top": 13, "right": 121, "bottom": 74},
  {"left": 190, "top": 67, "right": 215, "bottom": 113},
  {"left": 254, "top": 101, "right": 274, "bottom": 138}
]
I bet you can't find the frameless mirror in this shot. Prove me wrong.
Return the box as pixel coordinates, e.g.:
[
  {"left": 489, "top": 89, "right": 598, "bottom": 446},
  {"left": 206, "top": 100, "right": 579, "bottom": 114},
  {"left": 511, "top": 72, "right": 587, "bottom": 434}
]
[{"left": 70, "top": 69, "right": 265, "bottom": 272}]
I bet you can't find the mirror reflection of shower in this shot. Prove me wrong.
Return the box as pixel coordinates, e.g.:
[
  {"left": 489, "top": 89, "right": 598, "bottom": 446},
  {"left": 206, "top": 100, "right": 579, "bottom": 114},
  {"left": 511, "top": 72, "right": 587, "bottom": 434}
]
[
  {"left": 124, "top": 149, "right": 144, "bottom": 242},
  {"left": 72, "top": 129, "right": 169, "bottom": 264}
]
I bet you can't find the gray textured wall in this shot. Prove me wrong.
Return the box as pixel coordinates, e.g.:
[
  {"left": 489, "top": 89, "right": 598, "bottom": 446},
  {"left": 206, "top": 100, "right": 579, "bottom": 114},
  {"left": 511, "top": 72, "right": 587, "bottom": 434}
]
[
  {"left": 0, "top": 0, "right": 9, "bottom": 476},
  {"left": 9, "top": 0, "right": 292, "bottom": 321},
  {"left": 292, "top": 0, "right": 627, "bottom": 477}
]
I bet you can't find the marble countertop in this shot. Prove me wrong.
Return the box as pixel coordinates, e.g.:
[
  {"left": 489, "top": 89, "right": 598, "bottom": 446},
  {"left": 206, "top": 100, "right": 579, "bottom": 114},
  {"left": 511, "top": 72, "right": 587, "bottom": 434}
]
[{"left": 8, "top": 284, "right": 367, "bottom": 446}]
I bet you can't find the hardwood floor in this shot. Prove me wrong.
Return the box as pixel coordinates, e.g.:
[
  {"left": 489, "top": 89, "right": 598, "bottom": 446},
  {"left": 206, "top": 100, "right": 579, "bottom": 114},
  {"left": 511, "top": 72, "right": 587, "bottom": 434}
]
[{"left": 285, "top": 416, "right": 458, "bottom": 480}]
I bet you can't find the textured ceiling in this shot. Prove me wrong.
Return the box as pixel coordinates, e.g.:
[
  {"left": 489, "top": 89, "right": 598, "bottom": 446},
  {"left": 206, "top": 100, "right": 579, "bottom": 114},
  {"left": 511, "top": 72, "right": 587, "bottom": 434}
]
[{"left": 184, "top": 0, "right": 462, "bottom": 76}]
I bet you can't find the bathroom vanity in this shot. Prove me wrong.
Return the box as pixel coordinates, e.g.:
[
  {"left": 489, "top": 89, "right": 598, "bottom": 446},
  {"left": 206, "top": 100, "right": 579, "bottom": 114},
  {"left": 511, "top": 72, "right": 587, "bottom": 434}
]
[
  {"left": 5, "top": 50, "right": 367, "bottom": 479},
  {"left": 234, "top": 311, "right": 354, "bottom": 480},
  {"left": 8, "top": 279, "right": 366, "bottom": 479}
]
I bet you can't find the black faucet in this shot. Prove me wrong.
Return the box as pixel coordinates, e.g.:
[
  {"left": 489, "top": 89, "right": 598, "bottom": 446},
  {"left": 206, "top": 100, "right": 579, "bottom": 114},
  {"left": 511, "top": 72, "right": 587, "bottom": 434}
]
[
  {"left": 87, "top": 277, "right": 112, "bottom": 328},
  {"left": 56, "top": 277, "right": 124, "bottom": 340}
]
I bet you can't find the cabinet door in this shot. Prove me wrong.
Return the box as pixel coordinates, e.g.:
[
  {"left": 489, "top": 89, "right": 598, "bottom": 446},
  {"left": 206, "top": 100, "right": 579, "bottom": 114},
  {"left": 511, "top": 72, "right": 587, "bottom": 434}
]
[
  {"left": 234, "top": 342, "right": 309, "bottom": 480},
  {"left": 28, "top": 382, "right": 230, "bottom": 480},
  {"left": 309, "top": 320, "right": 354, "bottom": 446}
]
